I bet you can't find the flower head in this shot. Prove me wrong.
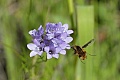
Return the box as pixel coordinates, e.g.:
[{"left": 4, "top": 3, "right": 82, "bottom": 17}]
[
  {"left": 27, "top": 22, "right": 73, "bottom": 60},
  {"left": 46, "top": 22, "right": 63, "bottom": 33},
  {"left": 29, "top": 25, "right": 44, "bottom": 40}
]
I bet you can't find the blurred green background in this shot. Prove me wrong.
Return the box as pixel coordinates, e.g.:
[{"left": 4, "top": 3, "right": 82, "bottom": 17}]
[{"left": 0, "top": 0, "right": 120, "bottom": 80}]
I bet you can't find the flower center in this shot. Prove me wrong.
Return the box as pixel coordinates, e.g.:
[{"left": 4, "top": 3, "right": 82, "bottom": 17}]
[
  {"left": 35, "top": 47, "right": 42, "bottom": 51},
  {"left": 49, "top": 50, "right": 53, "bottom": 54}
]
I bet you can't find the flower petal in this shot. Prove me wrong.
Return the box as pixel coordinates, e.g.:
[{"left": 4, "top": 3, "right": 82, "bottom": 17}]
[
  {"left": 46, "top": 33, "right": 54, "bottom": 39},
  {"left": 59, "top": 42, "right": 67, "bottom": 49},
  {"left": 66, "top": 44, "right": 71, "bottom": 49},
  {"left": 62, "top": 24, "right": 68, "bottom": 31},
  {"left": 64, "top": 37, "right": 73, "bottom": 43},
  {"left": 67, "top": 30, "right": 73, "bottom": 34},
  {"left": 33, "top": 39, "right": 40, "bottom": 46},
  {"left": 38, "top": 25, "right": 44, "bottom": 35},
  {"left": 30, "top": 51, "right": 37, "bottom": 57},
  {"left": 53, "top": 54, "right": 59, "bottom": 59},
  {"left": 56, "top": 47, "right": 62, "bottom": 53},
  {"left": 29, "top": 29, "right": 36, "bottom": 35},
  {"left": 61, "top": 32, "right": 67, "bottom": 40},
  {"left": 38, "top": 25, "right": 42, "bottom": 30},
  {"left": 60, "top": 50, "right": 66, "bottom": 55},
  {"left": 27, "top": 43, "right": 37, "bottom": 50},
  {"left": 47, "top": 53, "right": 52, "bottom": 59},
  {"left": 44, "top": 46, "right": 50, "bottom": 53},
  {"left": 37, "top": 51, "right": 43, "bottom": 56}
]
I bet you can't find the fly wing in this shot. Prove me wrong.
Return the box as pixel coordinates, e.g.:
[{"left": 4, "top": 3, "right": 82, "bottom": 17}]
[
  {"left": 76, "top": 46, "right": 82, "bottom": 51},
  {"left": 72, "top": 46, "right": 82, "bottom": 55},
  {"left": 82, "top": 39, "right": 94, "bottom": 48}
]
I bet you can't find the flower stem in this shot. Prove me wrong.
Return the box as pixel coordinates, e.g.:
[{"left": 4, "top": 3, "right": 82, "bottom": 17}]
[{"left": 31, "top": 55, "right": 38, "bottom": 80}]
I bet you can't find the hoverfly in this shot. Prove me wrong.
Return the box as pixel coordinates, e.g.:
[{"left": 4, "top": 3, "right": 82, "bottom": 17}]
[{"left": 72, "top": 39, "right": 95, "bottom": 61}]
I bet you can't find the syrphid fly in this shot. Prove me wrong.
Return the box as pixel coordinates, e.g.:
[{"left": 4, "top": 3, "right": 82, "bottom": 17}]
[{"left": 72, "top": 39, "right": 95, "bottom": 61}]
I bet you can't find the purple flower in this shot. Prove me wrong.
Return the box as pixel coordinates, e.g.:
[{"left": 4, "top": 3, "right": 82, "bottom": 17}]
[
  {"left": 46, "top": 22, "right": 63, "bottom": 33},
  {"left": 27, "top": 43, "right": 43, "bottom": 57},
  {"left": 27, "top": 26, "right": 44, "bottom": 57},
  {"left": 46, "top": 22, "right": 73, "bottom": 43},
  {"left": 27, "top": 22, "right": 73, "bottom": 60},
  {"left": 29, "top": 25, "right": 44, "bottom": 40},
  {"left": 44, "top": 46, "right": 59, "bottom": 59}
]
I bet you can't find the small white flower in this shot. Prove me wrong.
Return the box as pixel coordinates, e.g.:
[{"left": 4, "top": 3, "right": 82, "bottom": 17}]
[{"left": 27, "top": 43, "right": 43, "bottom": 57}]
